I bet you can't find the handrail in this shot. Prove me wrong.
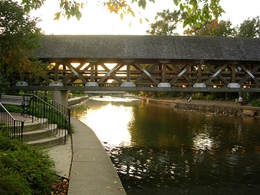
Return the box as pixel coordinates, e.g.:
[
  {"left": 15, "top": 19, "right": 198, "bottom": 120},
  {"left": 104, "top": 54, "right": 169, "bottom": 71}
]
[
  {"left": 27, "top": 94, "right": 70, "bottom": 144},
  {"left": 0, "top": 103, "right": 24, "bottom": 142}
]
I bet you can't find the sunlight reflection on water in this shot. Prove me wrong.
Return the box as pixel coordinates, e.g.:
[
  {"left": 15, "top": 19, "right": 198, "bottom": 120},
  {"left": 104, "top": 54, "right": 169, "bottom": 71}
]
[
  {"left": 91, "top": 95, "right": 139, "bottom": 102},
  {"left": 79, "top": 96, "right": 139, "bottom": 146}
]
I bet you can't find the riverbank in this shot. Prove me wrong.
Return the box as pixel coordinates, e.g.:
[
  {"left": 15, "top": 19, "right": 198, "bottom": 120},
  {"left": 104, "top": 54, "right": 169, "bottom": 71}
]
[
  {"left": 140, "top": 97, "right": 260, "bottom": 119},
  {"left": 68, "top": 96, "right": 89, "bottom": 106}
]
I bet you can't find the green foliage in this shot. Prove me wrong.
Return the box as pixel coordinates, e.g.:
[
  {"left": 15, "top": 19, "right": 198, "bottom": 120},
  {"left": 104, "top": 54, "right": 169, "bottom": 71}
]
[
  {"left": 72, "top": 91, "right": 86, "bottom": 97},
  {"left": 184, "top": 19, "right": 235, "bottom": 37},
  {"left": 191, "top": 92, "right": 204, "bottom": 100},
  {"left": 146, "top": 9, "right": 187, "bottom": 35},
  {"left": 19, "top": 0, "right": 224, "bottom": 27},
  {"left": 175, "top": 0, "right": 225, "bottom": 27},
  {"left": 0, "top": 74, "right": 9, "bottom": 94},
  {"left": 251, "top": 99, "right": 260, "bottom": 107},
  {"left": 157, "top": 91, "right": 179, "bottom": 98},
  {"left": 184, "top": 17, "right": 260, "bottom": 38},
  {"left": 188, "top": 93, "right": 216, "bottom": 100},
  {"left": 55, "top": 0, "right": 83, "bottom": 20},
  {"left": 236, "top": 16, "right": 260, "bottom": 38},
  {"left": 0, "top": 0, "right": 46, "bottom": 88},
  {"left": 0, "top": 133, "right": 57, "bottom": 195},
  {"left": 1, "top": 105, "right": 23, "bottom": 113}
]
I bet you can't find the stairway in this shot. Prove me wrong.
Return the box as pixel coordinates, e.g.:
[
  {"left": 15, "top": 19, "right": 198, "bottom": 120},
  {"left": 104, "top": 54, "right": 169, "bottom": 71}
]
[{"left": 12, "top": 113, "right": 67, "bottom": 147}]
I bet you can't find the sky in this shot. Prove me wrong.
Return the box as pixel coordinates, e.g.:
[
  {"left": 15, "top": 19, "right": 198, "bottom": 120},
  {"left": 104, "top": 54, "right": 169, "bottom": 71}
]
[{"left": 29, "top": 0, "right": 260, "bottom": 35}]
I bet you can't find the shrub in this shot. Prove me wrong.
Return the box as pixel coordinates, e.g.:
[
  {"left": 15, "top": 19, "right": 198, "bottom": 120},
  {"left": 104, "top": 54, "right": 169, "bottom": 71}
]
[
  {"left": 251, "top": 100, "right": 260, "bottom": 107},
  {"left": 0, "top": 133, "right": 58, "bottom": 194},
  {"left": 1, "top": 105, "right": 22, "bottom": 113}
]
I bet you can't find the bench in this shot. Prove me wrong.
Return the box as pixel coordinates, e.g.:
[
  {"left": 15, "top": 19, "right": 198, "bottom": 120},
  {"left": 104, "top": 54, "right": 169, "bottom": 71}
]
[{"left": 0, "top": 94, "right": 33, "bottom": 116}]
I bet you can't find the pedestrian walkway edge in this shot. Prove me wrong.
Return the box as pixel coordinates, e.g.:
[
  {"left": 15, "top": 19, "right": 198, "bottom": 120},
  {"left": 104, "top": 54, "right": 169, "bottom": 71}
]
[{"left": 68, "top": 117, "right": 126, "bottom": 195}]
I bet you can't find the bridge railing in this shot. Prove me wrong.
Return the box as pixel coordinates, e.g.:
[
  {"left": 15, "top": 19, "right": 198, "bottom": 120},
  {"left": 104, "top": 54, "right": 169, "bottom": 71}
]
[
  {"left": 0, "top": 103, "right": 24, "bottom": 142},
  {"left": 28, "top": 94, "right": 70, "bottom": 144}
]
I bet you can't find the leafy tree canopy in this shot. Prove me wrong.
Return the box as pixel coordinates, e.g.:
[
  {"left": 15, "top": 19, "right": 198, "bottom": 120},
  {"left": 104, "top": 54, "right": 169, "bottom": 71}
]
[
  {"left": 184, "top": 17, "right": 260, "bottom": 38},
  {"left": 184, "top": 19, "right": 235, "bottom": 37},
  {"left": 0, "top": 0, "right": 46, "bottom": 92},
  {"left": 19, "top": 0, "right": 225, "bottom": 27},
  {"left": 147, "top": 8, "right": 260, "bottom": 38},
  {"left": 236, "top": 16, "right": 260, "bottom": 38},
  {"left": 146, "top": 9, "right": 187, "bottom": 35}
]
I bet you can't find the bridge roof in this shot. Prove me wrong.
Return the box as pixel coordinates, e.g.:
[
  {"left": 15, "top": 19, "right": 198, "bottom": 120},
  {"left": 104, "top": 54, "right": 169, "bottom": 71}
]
[{"left": 34, "top": 35, "right": 260, "bottom": 62}]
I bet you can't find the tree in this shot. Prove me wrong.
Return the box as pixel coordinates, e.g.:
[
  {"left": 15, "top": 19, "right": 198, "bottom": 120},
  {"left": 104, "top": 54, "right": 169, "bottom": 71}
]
[
  {"left": 236, "top": 16, "right": 260, "bottom": 38},
  {"left": 184, "top": 19, "right": 235, "bottom": 37},
  {"left": 146, "top": 9, "right": 186, "bottom": 35},
  {"left": 0, "top": 0, "right": 46, "bottom": 92},
  {"left": 19, "top": 0, "right": 224, "bottom": 27},
  {"left": 183, "top": 17, "right": 260, "bottom": 38}
]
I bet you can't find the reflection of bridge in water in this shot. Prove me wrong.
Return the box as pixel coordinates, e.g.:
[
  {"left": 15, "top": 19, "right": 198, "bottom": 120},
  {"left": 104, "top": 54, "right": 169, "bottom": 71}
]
[{"left": 11, "top": 35, "right": 260, "bottom": 93}]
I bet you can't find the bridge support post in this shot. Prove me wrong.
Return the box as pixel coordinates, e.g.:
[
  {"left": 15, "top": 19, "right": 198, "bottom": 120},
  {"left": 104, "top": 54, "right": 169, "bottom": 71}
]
[
  {"left": 49, "top": 82, "right": 68, "bottom": 110},
  {"left": 52, "top": 90, "right": 68, "bottom": 108}
]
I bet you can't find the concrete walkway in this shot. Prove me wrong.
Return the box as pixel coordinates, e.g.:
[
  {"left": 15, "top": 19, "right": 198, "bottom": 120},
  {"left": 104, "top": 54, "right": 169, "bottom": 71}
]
[
  {"left": 45, "top": 135, "right": 72, "bottom": 179},
  {"left": 45, "top": 96, "right": 126, "bottom": 194},
  {"left": 67, "top": 117, "right": 126, "bottom": 195},
  {"left": 47, "top": 117, "right": 126, "bottom": 194}
]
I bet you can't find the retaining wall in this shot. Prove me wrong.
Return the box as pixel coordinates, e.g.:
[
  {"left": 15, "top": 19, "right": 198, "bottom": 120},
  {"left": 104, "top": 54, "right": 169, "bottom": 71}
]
[{"left": 141, "top": 98, "right": 260, "bottom": 119}]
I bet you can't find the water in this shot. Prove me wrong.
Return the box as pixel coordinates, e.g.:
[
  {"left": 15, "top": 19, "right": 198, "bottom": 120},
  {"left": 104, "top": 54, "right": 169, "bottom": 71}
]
[{"left": 71, "top": 96, "right": 260, "bottom": 195}]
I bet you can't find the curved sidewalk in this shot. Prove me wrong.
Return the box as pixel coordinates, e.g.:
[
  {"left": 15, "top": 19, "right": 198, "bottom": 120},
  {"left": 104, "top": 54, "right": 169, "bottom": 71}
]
[{"left": 68, "top": 117, "right": 126, "bottom": 195}]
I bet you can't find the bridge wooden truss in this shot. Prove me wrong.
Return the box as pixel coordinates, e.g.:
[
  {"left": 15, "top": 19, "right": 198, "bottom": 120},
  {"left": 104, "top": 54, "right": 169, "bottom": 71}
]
[
  {"left": 11, "top": 58, "right": 260, "bottom": 92},
  {"left": 8, "top": 35, "right": 260, "bottom": 93}
]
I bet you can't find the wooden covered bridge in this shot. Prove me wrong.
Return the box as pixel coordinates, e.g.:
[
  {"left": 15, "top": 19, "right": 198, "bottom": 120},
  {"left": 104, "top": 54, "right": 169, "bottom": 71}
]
[{"left": 11, "top": 35, "right": 260, "bottom": 93}]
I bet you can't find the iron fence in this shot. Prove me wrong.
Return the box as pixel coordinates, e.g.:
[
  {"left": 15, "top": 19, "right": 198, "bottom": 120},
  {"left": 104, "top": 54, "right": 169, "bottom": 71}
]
[
  {"left": 0, "top": 103, "right": 24, "bottom": 141},
  {"left": 28, "top": 94, "right": 71, "bottom": 144}
]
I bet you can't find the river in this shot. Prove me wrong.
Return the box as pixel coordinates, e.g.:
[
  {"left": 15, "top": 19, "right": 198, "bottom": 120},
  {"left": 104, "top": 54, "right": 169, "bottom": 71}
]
[{"left": 71, "top": 96, "right": 260, "bottom": 195}]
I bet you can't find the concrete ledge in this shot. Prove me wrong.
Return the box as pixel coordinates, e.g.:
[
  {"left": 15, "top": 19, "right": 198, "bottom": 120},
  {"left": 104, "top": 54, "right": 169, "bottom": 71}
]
[
  {"left": 193, "top": 83, "right": 206, "bottom": 88},
  {"left": 49, "top": 82, "right": 63, "bottom": 86},
  {"left": 227, "top": 83, "right": 240, "bottom": 88},
  {"left": 15, "top": 81, "right": 28, "bottom": 86},
  {"left": 120, "top": 82, "right": 136, "bottom": 87},
  {"left": 68, "top": 96, "right": 89, "bottom": 107},
  {"left": 158, "top": 83, "right": 171, "bottom": 87},
  {"left": 85, "top": 82, "right": 99, "bottom": 87}
]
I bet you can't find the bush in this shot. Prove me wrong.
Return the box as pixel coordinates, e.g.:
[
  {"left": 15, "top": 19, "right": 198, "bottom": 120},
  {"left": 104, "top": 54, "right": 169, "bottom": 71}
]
[
  {"left": 1, "top": 105, "right": 22, "bottom": 113},
  {"left": 251, "top": 99, "right": 260, "bottom": 107},
  {"left": 0, "top": 133, "right": 58, "bottom": 194}
]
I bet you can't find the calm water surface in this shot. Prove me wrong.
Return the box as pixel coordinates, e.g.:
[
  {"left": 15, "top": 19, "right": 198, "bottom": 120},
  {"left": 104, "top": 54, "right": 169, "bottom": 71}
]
[{"left": 71, "top": 96, "right": 260, "bottom": 195}]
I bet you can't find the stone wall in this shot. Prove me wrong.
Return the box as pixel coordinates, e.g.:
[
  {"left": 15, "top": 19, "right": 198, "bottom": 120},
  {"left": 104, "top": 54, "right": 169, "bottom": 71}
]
[
  {"left": 141, "top": 98, "right": 260, "bottom": 119},
  {"left": 68, "top": 96, "right": 89, "bottom": 107}
]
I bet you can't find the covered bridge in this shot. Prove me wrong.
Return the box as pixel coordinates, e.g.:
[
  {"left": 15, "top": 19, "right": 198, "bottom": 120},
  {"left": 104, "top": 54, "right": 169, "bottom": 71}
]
[{"left": 12, "top": 35, "right": 260, "bottom": 92}]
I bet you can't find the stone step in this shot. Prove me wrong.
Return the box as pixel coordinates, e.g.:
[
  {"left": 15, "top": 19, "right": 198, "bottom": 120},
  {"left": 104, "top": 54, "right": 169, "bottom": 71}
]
[
  {"left": 23, "top": 118, "right": 48, "bottom": 132},
  {"left": 22, "top": 124, "right": 57, "bottom": 142},
  {"left": 10, "top": 112, "right": 67, "bottom": 147},
  {"left": 27, "top": 131, "right": 67, "bottom": 147}
]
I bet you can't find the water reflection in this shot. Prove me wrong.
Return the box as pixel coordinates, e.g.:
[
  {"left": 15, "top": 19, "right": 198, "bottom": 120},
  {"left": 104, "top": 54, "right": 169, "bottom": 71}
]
[
  {"left": 77, "top": 96, "right": 139, "bottom": 146},
  {"left": 71, "top": 97, "right": 260, "bottom": 195},
  {"left": 192, "top": 133, "right": 215, "bottom": 151},
  {"left": 80, "top": 103, "right": 133, "bottom": 146}
]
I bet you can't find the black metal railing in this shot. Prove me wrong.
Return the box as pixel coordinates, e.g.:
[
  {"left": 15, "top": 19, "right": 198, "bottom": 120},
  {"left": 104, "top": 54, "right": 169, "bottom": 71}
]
[
  {"left": 28, "top": 94, "right": 70, "bottom": 144},
  {"left": 0, "top": 103, "right": 24, "bottom": 141}
]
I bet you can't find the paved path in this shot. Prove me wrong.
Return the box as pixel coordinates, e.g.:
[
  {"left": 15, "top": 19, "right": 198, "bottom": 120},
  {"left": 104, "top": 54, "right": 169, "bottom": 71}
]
[
  {"left": 46, "top": 117, "right": 126, "bottom": 194},
  {"left": 45, "top": 136, "right": 72, "bottom": 179},
  {"left": 67, "top": 117, "right": 126, "bottom": 195}
]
